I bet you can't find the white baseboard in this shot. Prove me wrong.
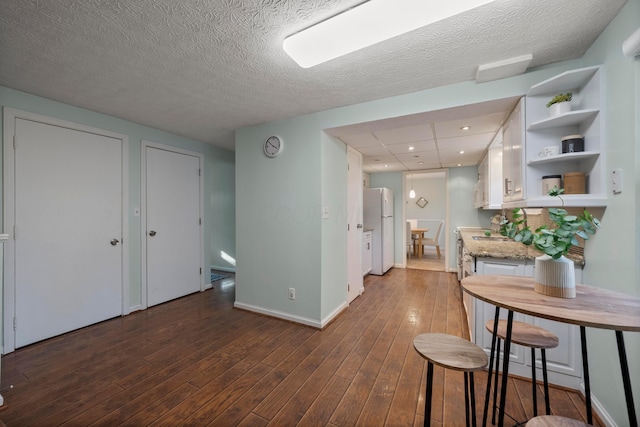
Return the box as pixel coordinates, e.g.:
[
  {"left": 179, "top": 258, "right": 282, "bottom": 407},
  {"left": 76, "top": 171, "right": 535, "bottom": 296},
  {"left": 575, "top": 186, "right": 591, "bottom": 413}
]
[
  {"left": 581, "top": 383, "right": 618, "bottom": 427},
  {"left": 234, "top": 300, "right": 349, "bottom": 329}
]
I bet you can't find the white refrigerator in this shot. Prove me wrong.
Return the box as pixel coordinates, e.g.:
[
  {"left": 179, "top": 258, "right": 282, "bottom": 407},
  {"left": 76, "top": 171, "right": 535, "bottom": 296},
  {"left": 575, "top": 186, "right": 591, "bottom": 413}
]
[{"left": 363, "top": 187, "right": 394, "bottom": 275}]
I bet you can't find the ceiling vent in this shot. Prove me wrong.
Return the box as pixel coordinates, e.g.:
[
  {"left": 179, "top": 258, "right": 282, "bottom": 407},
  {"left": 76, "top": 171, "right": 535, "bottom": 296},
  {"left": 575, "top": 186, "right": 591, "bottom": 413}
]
[{"left": 476, "top": 54, "right": 533, "bottom": 83}]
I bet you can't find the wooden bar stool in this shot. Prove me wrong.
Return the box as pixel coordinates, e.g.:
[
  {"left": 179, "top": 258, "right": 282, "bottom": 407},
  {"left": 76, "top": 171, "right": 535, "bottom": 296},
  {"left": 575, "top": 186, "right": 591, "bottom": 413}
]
[
  {"left": 413, "top": 333, "right": 488, "bottom": 427},
  {"left": 525, "top": 415, "right": 590, "bottom": 426},
  {"left": 486, "top": 320, "right": 559, "bottom": 422}
]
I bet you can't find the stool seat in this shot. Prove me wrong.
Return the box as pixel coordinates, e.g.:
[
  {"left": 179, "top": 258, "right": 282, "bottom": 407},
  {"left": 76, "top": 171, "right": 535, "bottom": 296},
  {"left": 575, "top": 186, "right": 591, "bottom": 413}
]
[
  {"left": 413, "top": 333, "right": 487, "bottom": 427},
  {"left": 413, "top": 333, "right": 488, "bottom": 371},
  {"left": 486, "top": 320, "right": 559, "bottom": 349},
  {"left": 525, "top": 415, "right": 590, "bottom": 426},
  {"left": 484, "top": 320, "right": 560, "bottom": 423}
]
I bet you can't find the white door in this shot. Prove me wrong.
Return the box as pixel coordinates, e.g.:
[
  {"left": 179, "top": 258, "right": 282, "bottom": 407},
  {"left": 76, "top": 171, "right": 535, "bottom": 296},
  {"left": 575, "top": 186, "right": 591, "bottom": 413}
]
[
  {"left": 346, "top": 147, "right": 363, "bottom": 302},
  {"left": 145, "top": 145, "right": 202, "bottom": 307},
  {"left": 12, "top": 118, "right": 123, "bottom": 349}
]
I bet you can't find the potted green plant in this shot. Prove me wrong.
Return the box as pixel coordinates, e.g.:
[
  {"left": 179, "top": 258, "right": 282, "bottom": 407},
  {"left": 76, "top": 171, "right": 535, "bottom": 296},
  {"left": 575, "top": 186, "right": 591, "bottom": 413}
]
[
  {"left": 499, "top": 187, "right": 600, "bottom": 298},
  {"left": 546, "top": 92, "right": 572, "bottom": 117}
]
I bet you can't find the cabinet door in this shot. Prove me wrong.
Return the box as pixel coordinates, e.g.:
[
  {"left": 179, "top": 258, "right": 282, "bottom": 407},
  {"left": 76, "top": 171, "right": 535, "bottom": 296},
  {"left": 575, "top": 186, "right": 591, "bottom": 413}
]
[
  {"left": 502, "top": 98, "right": 525, "bottom": 202},
  {"left": 473, "top": 258, "right": 584, "bottom": 389},
  {"left": 474, "top": 259, "right": 527, "bottom": 368},
  {"left": 362, "top": 232, "right": 372, "bottom": 276}
]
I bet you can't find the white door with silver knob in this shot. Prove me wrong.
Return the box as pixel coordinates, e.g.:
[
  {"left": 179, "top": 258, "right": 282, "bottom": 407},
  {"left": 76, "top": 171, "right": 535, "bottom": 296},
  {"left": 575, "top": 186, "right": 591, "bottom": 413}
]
[
  {"left": 9, "top": 116, "right": 124, "bottom": 350},
  {"left": 144, "top": 144, "right": 202, "bottom": 307}
]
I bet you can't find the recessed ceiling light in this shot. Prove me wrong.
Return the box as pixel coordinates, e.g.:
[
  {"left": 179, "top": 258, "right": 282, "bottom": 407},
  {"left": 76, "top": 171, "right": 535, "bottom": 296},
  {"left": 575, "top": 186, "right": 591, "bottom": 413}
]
[
  {"left": 283, "top": 0, "right": 497, "bottom": 68},
  {"left": 461, "top": 126, "right": 471, "bottom": 131},
  {"left": 459, "top": 150, "right": 465, "bottom": 154},
  {"left": 418, "top": 161, "right": 424, "bottom": 165},
  {"left": 384, "top": 164, "right": 389, "bottom": 168},
  {"left": 409, "top": 146, "right": 415, "bottom": 151},
  {"left": 457, "top": 163, "right": 462, "bottom": 167}
]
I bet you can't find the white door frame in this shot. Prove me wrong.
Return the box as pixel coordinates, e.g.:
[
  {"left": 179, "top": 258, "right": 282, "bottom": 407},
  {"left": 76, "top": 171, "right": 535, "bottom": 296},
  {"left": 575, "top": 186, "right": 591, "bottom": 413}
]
[
  {"left": 346, "top": 146, "right": 363, "bottom": 302},
  {"left": 2, "top": 108, "right": 130, "bottom": 354},
  {"left": 140, "top": 140, "right": 205, "bottom": 309}
]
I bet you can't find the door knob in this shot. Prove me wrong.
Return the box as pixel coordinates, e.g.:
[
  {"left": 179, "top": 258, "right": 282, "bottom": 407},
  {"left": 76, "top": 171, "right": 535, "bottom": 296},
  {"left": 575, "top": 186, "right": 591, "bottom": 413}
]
[
  {"left": 110, "top": 239, "right": 119, "bottom": 246},
  {"left": 357, "top": 224, "right": 363, "bottom": 229},
  {"left": 149, "top": 230, "right": 157, "bottom": 236}
]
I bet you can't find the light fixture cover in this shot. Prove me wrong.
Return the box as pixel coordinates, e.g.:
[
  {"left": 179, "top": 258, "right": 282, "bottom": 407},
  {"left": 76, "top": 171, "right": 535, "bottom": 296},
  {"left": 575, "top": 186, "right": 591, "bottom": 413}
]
[
  {"left": 284, "top": 0, "right": 497, "bottom": 68},
  {"left": 409, "top": 189, "right": 416, "bottom": 199}
]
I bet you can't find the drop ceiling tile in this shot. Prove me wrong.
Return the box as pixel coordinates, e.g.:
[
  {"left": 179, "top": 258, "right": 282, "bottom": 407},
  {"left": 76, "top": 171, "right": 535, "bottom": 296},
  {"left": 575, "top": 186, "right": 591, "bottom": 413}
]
[
  {"left": 374, "top": 124, "right": 434, "bottom": 144},
  {"left": 339, "top": 133, "right": 381, "bottom": 148},
  {"left": 385, "top": 139, "right": 436, "bottom": 154},
  {"left": 433, "top": 112, "right": 505, "bottom": 138}
]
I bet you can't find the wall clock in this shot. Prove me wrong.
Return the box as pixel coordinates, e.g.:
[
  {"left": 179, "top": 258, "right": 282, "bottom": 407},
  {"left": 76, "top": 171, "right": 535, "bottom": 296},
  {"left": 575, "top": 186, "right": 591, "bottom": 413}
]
[{"left": 264, "top": 135, "right": 283, "bottom": 157}]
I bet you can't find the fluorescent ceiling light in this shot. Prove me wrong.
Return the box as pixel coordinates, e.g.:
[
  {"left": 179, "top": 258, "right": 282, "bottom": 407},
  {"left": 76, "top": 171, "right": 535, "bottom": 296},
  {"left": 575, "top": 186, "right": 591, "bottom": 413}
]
[{"left": 283, "top": 0, "right": 496, "bottom": 68}]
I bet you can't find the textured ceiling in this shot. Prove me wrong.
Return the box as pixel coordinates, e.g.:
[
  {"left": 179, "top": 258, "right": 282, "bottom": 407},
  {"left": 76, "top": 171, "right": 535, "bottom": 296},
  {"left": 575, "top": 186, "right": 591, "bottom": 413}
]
[{"left": 0, "top": 0, "right": 627, "bottom": 165}]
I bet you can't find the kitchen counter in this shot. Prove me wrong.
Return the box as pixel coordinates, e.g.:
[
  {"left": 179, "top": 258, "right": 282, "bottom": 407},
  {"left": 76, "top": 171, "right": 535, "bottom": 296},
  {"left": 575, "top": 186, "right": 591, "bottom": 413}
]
[{"left": 459, "top": 229, "right": 585, "bottom": 265}]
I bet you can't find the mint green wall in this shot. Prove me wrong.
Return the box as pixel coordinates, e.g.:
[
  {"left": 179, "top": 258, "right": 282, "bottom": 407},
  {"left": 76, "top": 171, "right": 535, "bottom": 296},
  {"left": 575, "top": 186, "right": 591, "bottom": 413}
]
[
  {"left": 406, "top": 174, "right": 446, "bottom": 225},
  {"left": 235, "top": 61, "right": 586, "bottom": 325},
  {"left": 235, "top": 116, "right": 323, "bottom": 322},
  {"left": 0, "top": 86, "right": 236, "bottom": 309},
  {"left": 445, "top": 167, "right": 495, "bottom": 269},
  {"left": 574, "top": 0, "right": 640, "bottom": 423},
  {"left": 321, "top": 134, "right": 348, "bottom": 319}
]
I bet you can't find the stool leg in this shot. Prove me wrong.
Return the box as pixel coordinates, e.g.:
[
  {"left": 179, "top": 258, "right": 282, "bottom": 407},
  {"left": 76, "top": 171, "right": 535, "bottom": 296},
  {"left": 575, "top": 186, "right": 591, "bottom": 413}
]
[
  {"left": 491, "top": 337, "right": 501, "bottom": 424},
  {"left": 483, "top": 307, "right": 501, "bottom": 427},
  {"left": 541, "top": 349, "right": 551, "bottom": 415},
  {"left": 464, "top": 372, "right": 471, "bottom": 427},
  {"left": 425, "top": 362, "right": 434, "bottom": 427},
  {"left": 531, "top": 348, "right": 538, "bottom": 417},
  {"left": 470, "top": 372, "right": 477, "bottom": 427}
]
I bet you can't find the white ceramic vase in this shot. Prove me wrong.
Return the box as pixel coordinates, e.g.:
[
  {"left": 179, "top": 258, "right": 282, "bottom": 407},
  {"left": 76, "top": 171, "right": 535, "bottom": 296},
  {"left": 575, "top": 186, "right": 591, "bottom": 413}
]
[
  {"left": 549, "top": 101, "right": 571, "bottom": 117},
  {"left": 534, "top": 254, "right": 576, "bottom": 298}
]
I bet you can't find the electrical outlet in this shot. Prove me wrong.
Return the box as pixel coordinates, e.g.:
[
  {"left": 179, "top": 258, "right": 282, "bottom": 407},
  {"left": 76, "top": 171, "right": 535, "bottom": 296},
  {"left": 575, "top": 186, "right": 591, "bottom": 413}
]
[{"left": 288, "top": 288, "right": 295, "bottom": 300}]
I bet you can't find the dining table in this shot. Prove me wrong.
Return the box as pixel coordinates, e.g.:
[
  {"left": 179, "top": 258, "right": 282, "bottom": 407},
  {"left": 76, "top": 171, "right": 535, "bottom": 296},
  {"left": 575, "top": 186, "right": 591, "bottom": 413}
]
[
  {"left": 411, "top": 227, "right": 429, "bottom": 257},
  {"left": 461, "top": 275, "right": 640, "bottom": 427}
]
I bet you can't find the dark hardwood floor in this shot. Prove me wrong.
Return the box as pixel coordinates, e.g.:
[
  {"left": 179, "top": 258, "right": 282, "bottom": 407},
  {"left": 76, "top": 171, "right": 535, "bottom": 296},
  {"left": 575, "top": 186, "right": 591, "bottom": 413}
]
[{"left": 0, "top": 269, "right": 601, "bottom": 426}]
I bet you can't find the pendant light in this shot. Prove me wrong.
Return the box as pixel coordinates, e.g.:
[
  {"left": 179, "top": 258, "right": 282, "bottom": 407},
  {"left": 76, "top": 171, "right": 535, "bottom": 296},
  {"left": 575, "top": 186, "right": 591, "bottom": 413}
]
[{"left": 409, "top": 173, "right": 416, "bottom": 199}]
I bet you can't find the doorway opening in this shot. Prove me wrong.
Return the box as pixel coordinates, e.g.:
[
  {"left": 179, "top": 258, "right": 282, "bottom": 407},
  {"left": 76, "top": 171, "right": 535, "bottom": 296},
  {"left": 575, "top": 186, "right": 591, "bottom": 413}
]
[{"left": 404, "top": 170, "right": 447, "bottom": 271}]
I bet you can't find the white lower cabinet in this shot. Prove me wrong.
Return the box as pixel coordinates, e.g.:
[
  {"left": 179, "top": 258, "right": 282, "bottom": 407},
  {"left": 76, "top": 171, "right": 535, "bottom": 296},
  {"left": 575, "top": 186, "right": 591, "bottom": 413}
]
[
  {"left": 467, "top": 257, "right": 583, "bottom": 389},
  {"left": 362, "top": 231, "right": 372, "bottom": 276}
]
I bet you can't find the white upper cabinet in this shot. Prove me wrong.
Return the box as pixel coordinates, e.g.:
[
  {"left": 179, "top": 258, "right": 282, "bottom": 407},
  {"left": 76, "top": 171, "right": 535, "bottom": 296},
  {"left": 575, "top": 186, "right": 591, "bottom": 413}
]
[
  {"left": 502, "top": 98, "right": 526, "bottom": 203},
  {"left": 504, "top": 66, "right": 606, "bottom": 208}
]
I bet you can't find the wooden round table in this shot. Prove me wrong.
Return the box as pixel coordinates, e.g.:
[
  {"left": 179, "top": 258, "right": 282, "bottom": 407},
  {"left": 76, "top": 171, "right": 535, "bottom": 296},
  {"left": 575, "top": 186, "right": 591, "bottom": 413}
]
[{"left": 461, "top": 275, "right": 640, "bottom": 427}]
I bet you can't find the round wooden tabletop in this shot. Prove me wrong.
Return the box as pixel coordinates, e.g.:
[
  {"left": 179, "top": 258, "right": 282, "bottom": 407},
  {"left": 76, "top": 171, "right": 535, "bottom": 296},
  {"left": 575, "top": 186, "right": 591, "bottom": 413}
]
[{"left": 462, "top": 275, "right": 640, "bottom": 332}]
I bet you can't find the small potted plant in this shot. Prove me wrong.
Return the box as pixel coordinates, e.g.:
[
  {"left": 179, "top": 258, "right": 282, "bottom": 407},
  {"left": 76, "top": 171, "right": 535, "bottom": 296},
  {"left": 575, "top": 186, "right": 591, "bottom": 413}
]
[
  {"left": 546, "top": 92, "right": 572, "bottom": 117},
  {"left": 500, "top": 187, "right": 600, "bottom": 298}
]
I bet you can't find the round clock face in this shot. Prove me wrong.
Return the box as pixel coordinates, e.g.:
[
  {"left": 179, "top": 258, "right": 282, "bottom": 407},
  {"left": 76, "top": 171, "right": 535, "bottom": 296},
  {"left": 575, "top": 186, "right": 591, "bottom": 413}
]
[{"left": 264, "top": 136, "right": 282, "bottom": 157}]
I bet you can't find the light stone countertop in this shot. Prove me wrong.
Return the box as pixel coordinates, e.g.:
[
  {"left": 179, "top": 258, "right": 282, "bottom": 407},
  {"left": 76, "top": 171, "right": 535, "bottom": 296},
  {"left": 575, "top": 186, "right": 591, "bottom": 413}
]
[{"left": 459, "top": 229, "right": 584, "bottom": 265}]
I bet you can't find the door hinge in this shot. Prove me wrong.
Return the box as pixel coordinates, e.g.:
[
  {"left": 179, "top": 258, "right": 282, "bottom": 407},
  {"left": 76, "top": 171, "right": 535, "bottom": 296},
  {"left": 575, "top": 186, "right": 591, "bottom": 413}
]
[
  {"left": 198, "top": 168, "right": 201, "bottom": 176},
  {"left": 13, "top": 225, "right": 16, "bottom": 239},
  {"left": 13, "top": 317, "right": 17, "bottom": 331},
  {"left": 199, "top": 218, "right": 202, "bottom": 225},
  {"left": 13, "top": 135, "right": 16, "bottom": 150},
  {"left": 347, "top": 283, "right": 350, "bottom": 292},
  {"left": 200, "top": 267, "right": 202, "bottom": 275}
]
